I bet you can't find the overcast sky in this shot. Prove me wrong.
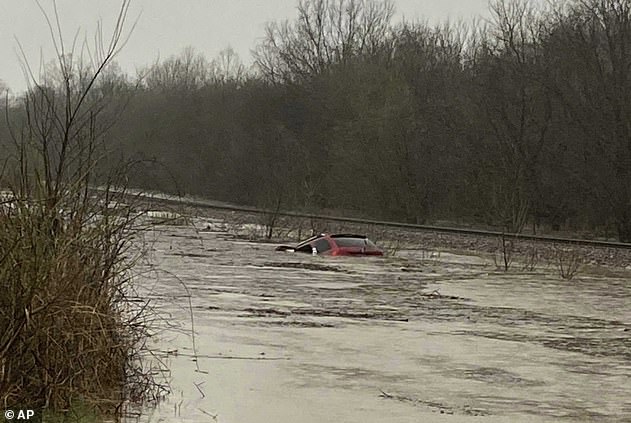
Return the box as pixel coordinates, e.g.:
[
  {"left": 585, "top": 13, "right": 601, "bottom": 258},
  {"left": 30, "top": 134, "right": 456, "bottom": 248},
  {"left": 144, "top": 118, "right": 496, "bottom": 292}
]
[{"left": 0, "top": 0, "right": 495, "bottom": 93}]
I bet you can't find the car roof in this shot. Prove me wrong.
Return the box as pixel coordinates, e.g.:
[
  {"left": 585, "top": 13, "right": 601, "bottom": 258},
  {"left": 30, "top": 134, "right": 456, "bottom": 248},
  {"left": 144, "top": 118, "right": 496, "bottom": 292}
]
[{"left": 295, "top": 233, "right": 369, "bottom": 247}]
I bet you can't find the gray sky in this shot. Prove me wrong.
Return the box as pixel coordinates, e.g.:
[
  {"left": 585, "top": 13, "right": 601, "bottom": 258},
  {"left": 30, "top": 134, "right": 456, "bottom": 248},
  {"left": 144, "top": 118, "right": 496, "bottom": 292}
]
[{"left": 0, "top": 0, "right": 494, "bottom": 93}]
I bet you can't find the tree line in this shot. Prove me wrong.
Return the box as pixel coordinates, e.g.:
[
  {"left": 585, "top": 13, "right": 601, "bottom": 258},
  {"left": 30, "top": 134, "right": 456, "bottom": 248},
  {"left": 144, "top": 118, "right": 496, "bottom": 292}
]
[{"left": 2, "top": 0, "right": 631, "bottom": 241}]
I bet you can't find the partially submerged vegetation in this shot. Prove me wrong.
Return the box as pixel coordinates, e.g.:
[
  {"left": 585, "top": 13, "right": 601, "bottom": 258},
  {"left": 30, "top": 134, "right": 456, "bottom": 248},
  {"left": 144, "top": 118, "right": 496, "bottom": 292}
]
[{"left": 0, "top": 1, "right": 165, "bottom": 419}]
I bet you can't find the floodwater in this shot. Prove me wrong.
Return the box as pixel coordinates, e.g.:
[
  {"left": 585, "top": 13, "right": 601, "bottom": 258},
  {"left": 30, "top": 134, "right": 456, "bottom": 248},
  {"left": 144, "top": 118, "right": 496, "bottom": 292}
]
[{"left": 135, "top": 221, "right": 631, "bottom": 423}]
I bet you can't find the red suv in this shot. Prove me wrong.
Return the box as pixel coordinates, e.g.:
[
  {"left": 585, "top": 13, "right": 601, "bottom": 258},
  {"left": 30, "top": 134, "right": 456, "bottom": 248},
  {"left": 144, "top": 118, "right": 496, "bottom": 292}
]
[{"left": 276, "top": 233, "right": 384, "bottom": 256}]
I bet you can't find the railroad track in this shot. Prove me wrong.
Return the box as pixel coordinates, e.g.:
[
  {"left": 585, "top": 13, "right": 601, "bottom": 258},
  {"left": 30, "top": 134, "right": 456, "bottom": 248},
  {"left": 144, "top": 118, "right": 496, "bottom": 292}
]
[{"left": 126, "top": 190, "right": 631, "bottom": 250}]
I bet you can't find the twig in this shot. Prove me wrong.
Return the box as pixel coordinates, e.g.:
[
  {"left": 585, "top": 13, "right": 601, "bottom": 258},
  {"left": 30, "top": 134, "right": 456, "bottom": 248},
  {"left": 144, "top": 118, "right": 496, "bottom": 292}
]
[
  {"left": 198, "top": 408, "right": 218, "bottom": 421},
  {"left": 194, "top": 381, "right": 205, "bottom": 398},
  {"left": 379, "top": 389, "right": 393, "bottom": 398},
  {"left": 159, "top": 350, "right": 289, "bottom": 361}
]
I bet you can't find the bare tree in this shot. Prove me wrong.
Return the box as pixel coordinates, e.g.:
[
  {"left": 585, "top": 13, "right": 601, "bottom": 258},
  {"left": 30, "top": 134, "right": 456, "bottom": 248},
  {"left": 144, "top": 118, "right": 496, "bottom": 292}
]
[
  {"left": 254, "top": 0, "right": 394, "bottom": 82},
  {"left": 472, "top": 0, "right": 551, "bottom": 233},
  {"left": 543, "top": 0, "right": 631, "bottom": 240},
  {"left": 212, "top": 47, "right": 247, "bottom": 84},
  {"left": 145, "top": 46, "right": 210, "bottom": 91}
]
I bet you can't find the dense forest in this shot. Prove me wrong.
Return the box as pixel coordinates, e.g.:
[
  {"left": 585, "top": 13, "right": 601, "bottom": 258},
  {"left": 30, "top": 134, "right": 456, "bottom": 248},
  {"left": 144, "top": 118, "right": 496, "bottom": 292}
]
[{"left": 2, "top": 0, "right": 631, "bottom": 241}]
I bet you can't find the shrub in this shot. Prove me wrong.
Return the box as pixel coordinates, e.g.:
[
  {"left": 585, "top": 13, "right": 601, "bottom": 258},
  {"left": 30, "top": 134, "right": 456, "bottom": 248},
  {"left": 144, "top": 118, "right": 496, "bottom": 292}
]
[{"left": 0, "top": 1, "right": 166, "bottom": 418}]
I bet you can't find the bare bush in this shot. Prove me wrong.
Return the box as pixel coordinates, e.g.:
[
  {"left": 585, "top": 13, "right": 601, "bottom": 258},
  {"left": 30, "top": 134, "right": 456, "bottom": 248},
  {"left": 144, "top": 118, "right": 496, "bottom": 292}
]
[
  {"left": 378, "top": 239, "right": 402, "bottom": 256},
  {"left": 554, "top": 245, "right": 584, "bottom": 280},
  {"left": 0, "top": 1, "right": 167, "bottom": 418},
  {"left": 494, "top": 233, "right": 514, "bottom": 271},
  {"left": 260, "top": 196, "right": 283, "bottom": 239},
  {"left": 521, "top": 242, "right": 540, "bottom": 271}
]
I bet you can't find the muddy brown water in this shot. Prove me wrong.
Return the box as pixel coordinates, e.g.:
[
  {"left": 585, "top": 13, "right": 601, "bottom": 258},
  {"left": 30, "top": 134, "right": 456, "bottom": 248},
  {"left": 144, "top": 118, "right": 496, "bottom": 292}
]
[{"left": 135, "top": 223, "right": 631, "bottom": 423}]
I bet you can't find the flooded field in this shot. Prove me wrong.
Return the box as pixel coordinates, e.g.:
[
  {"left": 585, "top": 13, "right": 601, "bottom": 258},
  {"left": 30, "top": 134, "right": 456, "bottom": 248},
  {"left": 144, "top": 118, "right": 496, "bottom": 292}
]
[{"left": 136, "top": 221, "right": 631, "bottom": 423}]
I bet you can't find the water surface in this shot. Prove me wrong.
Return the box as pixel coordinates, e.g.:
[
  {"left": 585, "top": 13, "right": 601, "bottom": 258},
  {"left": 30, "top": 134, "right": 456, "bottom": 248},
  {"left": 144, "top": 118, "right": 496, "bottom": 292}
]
[{"left": 137, "top": 224, "right": 631, "bottom": 422}]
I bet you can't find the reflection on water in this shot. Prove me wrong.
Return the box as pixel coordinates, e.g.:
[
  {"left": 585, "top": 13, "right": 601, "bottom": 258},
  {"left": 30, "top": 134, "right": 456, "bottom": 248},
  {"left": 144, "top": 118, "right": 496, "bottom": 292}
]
[{"left": 136, "top": 224, "right": 631, "bottom": 423}]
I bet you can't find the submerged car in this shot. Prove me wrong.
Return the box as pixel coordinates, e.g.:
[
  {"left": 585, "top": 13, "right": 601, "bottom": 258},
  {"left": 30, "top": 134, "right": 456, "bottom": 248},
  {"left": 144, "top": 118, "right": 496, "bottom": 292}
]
[{"left": 276, "top": 233, "right": 384, "bottom": 256}]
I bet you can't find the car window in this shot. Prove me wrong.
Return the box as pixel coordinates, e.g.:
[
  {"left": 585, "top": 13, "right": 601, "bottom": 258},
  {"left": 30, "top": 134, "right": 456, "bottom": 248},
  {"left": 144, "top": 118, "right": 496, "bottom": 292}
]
[
  {"left": 312, "top": 238, "right": 332, "bottom": 253},
  {"left": 331, "top": 237, "right": 374, "bottom": 248},
  {"left": 295, "top": 236, "right": 319, "bottom": 252},
  {"left": 295, "top": 243, "right": 312, "bottom": 253}
]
